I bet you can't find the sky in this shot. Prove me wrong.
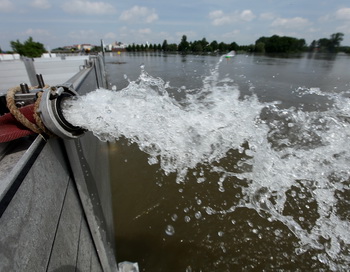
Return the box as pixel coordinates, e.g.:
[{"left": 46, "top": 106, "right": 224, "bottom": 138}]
[{"left": 1, "top": 0, "right": 350, "bottom": 51}]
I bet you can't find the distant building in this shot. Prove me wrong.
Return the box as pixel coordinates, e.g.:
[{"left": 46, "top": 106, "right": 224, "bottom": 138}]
[
  {"left": 63, "top": 45, "right": 77, "bottom": 50},
  {"left": 80, "top": 44, "right": 93, "bottom": 51},
  {"left": 105, "top": 41, "right": 128, "bottom": 52}
]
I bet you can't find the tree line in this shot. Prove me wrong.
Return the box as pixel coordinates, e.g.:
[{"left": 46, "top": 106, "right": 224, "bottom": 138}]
[
  {"left": 4, "top": 32, "right": 350, "bottom": 58},
  {"left": 309, "top": 33, "right": 345, "bottom": 53},
  {"left": 127, "top": 32, "right": 349, "bottom": 54},
  {"left": 127, "top": 35, "right": 246, "bottom": 53}
]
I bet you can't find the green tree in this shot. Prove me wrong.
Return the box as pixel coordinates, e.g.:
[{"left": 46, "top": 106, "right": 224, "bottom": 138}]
[
  {"left": 255, "top": 35, "right": 305, "bottom": 53},
  {"left": 91, "top": 46, "right": 102, "bottom": 52},
  {"left": 317, "top": 38, "right": 331, "bottom": 52},
  {"left": 10, "top": 37, "right": 46, "bottom": 57},
  {"left": 316, "top": 33, "right": 344, "bottom": 53},
  {"left": 309, "top": 40, "right": 317, "bottom": 51},
  {"left": 329, "top": 32, "right": 344, "bottom": 52},
  {"left": 167, "top": 43, "right": 177, "bottom": 51},
  {"left": 255, "top": 37, "right": 266, "bottom": 52},
  {"left": 191, "top": 40, "right": 203, "bottom": 52},
  {"left": 162, "top": 40, "right": 168, "bottom": 51},
  {"left": 178, "top": 35, "right": 190, "bottom": 52},
  {"left": 210, "top": 40, "right": 218, "bottom": 51},
  {"left": 239, "top": 44, "right": 255, "bottom": 52},
  {"left": 200, "top": 38, "right": 209, "bottom": 51},
  {"left": 255, "top": 42, "right": 265, "bottom": 53},
  {"left": 218, "top": 42, "right": 228, "bottom": 52},
  {"left": 229, "top": 42, "right": 239, "bottom": 51}
]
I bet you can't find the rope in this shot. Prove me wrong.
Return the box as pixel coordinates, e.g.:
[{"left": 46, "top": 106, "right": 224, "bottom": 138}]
[
  {"left": 6, "top": 85, "right": 53, "bottom": 137},
  {"left": 34, "top": 91, "right": 54, "bottom": 136},
  {"left": 6, "top": 86, "right": 42, "bottom": 134}
]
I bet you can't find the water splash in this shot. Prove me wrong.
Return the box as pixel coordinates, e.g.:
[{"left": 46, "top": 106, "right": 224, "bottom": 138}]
[{"left": 62, "top": 59, "right": 350, "bottom": 270}]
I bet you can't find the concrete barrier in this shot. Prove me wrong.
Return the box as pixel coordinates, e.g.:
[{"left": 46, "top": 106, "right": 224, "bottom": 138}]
[{"left": 0, "top": 54, "right": 20, "bottom": 61}]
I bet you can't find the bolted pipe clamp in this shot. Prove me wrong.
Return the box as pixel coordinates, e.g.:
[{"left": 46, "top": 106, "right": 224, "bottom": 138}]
[{"left": 38, "top": 84, "right": 85, "bottom": 139}]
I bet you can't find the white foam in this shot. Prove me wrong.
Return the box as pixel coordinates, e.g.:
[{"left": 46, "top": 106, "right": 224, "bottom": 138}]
[{"left": 62, "top": 60, "right": 350, "bottom": 270}]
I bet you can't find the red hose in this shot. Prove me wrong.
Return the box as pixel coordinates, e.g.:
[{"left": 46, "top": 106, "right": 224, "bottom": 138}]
[{"left": 0, "top": 104, "right": 37, "bottom": 143}]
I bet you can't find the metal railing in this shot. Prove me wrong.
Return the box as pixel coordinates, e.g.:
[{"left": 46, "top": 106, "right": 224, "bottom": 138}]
[{"left": 0, "top": 54, "right": 117, "bottom": 271}]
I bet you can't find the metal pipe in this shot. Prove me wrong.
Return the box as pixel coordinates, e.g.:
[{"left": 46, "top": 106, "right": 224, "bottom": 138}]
[
  {"left": 20, "top": 83, "right": 29, "bottom": 94},
  {"left": 38, "top": 85, "right": 85, "bottom": 139},
  {"left": 36, "top": 74, "right": 45, "bottom": 88}
]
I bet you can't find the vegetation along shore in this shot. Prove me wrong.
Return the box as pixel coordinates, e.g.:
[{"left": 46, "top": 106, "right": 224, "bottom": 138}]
[{"left": 2, "top": 32, "right": 349, "bottom": 58}]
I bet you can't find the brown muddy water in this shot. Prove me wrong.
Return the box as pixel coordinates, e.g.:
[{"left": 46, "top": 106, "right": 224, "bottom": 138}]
[{"left": 70, "top": 52, "right": 350, "bottom": 271}]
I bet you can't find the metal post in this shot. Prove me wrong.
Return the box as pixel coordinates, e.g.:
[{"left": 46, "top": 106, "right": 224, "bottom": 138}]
[
  {"left": 22, "top": 58, "right": 37, "bottom": 87},
  {"left": 36, "top": 74, "right": 45, "bottom": 88},
  {"left": 20, "top": 83, "right": 29, "bottom": 94}
]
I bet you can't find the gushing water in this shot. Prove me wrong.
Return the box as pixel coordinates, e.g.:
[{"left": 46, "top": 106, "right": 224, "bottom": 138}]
[{"left": 63, "top": 57, "right": 350, "bottom": 270}]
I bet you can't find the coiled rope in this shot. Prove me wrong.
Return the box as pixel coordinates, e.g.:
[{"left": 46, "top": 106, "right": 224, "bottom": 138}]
[{"left": 6, "top": 85, "right": 53, "bottom": 136}]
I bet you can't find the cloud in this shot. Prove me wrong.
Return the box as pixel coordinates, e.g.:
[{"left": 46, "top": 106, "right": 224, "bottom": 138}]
[
  {"left": 222, "top": 29, "right": 240, "bottom": 38},
  {"left": 175, "top": 31, "right": 197, "bottom": 40},
  {"left": 271, "top": 17, "right": 311, "bottom": 29},
  {"left": 104, "top": 32, "right": 117, "bottom": 40},
  {"left": 62, "top": 0, "right": 116, "bottom": 15},
  {"left": 240, "top": 10, "right": 255, "bottom": 21},
  {"left": 31, "top": 0, "right": 51, "bottom": 9},
  {"left": 336, "top": 23, "right": 350, "bottom": 34},
  {"left": 259, "top": 12, "right": 276, "bottom": 21},
  {"left": 116, "top": 26, "right": 173, "bottom": 44},
  {"left": 333, "top": 8, "right": 350, "bottom": 35},
  {"left": 209, "top": 9, "right": 256, "bottom": 26},
  {"left": 68, "top": 29, "right": 99, "bottom": 41},
  {"left": 25, "top": 28, "right": 51, "bottom": 36},
  {"left": 0, "top": 0, "right": 15, "bottom": 12},
  {"left": 209, "top": 10, "right": 231, "bottom": 26},
  {"left": 119, "top": 6, "right": 158, "bottom": 23},
  {"left": 139, "top": 28, "right": 152, "bottom": 34},
  {"left": 335, "top": 7, "right": 350, "bottom": 21}
]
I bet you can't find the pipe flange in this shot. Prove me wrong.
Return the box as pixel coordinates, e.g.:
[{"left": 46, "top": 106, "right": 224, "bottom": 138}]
[{"left": 38, "top": 84, "right": 85, "bottom": 139}]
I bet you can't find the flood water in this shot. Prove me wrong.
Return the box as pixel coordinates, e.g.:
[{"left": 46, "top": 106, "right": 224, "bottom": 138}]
[{"left": 65, "top": 52, "right": 350, "bottom": 271}]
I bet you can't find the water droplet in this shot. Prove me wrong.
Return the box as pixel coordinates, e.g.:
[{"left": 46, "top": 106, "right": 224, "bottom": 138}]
[
  {"left": 171, "top": 214, "right": 178, "bottom": 221},
  {"left": 197, "top": 177, "right": 206, "bottom": 183},
  {"left": 185, "top": 266, "right": 192, "bottom": 272},
  {"left": 205, "top": 207, "right": 215, "bottom": 215},
  {"left": 195, "top": 211, "right": 202, "bottom": 219},
  {"left": 274, "top": 229, "right": 282, "bottom": 236},
  {"left": 165, "top": 225, "right": 175, "bottom": 236},
  {"left": 184, "top": 216, "right": 191, "bottom": 223}
]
